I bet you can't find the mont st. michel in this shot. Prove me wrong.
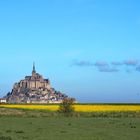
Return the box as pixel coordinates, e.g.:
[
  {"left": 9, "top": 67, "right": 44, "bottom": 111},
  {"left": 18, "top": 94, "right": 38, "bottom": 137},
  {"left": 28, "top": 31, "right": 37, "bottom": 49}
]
[{"left": 5, "top": 63, "right": 69, "bottom": 103}]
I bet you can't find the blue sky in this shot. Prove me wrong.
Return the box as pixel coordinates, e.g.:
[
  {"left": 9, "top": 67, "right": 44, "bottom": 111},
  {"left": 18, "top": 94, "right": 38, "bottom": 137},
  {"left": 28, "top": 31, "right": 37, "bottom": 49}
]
[{"left": 0, "top": 0, "right": 140, "bottom": 103}]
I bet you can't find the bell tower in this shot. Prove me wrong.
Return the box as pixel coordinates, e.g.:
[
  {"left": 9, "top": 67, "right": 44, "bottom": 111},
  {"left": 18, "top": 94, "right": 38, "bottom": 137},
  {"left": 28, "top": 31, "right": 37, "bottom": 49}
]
[{"left": 32, "top": 62, "right": 36, "bottom": 76}]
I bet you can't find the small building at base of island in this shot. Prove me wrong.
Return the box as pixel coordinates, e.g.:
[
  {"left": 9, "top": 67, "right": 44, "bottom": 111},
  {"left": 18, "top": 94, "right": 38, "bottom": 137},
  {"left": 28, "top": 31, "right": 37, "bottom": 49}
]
[
  {"left": 5, "top": 63, "right": 70, "bottom": 103},
  {"left": 0, "top": 98, "right": 7, "bottom": 103}
]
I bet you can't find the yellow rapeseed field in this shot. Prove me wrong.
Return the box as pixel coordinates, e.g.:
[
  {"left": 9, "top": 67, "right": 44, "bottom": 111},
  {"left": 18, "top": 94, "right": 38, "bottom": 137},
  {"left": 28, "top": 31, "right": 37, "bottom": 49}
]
[
  {"left": 74, "top": 105, "right": 140, "bottom": 112},
  {"left": 0, "top": 104, "right": 140, "bottom": 112},
  {"left": 0, "top": 104, "right": 58, "bottom": 111}
]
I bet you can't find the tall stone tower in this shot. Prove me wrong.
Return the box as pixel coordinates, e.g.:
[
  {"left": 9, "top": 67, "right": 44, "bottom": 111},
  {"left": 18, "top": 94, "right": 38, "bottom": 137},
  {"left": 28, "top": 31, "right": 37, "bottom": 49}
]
[{"left": 32, "top": 62, "right": 36, "bottom": 76}]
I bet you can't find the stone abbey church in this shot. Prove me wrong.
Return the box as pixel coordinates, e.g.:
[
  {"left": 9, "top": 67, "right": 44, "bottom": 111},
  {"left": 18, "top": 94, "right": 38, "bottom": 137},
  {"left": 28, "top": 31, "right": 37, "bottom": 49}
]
[
  {"left": 6, "top": 64, "right": 68, "bottom": 103},
  {"left": 16, "top": 63, "right": 51, "bottom": 91}
]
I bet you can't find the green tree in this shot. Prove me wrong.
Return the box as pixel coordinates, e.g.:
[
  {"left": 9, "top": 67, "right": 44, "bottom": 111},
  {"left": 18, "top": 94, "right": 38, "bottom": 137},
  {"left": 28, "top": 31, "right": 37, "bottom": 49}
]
[{"left": 58, "top": 98, "right": 75, "bottom": 115}]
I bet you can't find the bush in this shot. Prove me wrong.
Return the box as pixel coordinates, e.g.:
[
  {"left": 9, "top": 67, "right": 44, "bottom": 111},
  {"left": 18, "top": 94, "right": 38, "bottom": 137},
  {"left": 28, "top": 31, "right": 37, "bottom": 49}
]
[{"left": 58, "top": 98, "right": 75, "bottom": 115}]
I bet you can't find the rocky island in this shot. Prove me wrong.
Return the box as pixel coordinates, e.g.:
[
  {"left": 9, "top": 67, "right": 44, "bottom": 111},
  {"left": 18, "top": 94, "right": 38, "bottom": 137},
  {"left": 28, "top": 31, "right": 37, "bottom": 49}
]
[{"left": 5, "top": 63, "right": 68, "bottom": 103}]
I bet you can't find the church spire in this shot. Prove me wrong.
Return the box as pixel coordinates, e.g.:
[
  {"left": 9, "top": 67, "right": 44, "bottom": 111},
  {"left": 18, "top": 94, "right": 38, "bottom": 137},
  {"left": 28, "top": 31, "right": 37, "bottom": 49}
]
[{"left": 32, "top": 62, "right": 36, "bottom": 74}]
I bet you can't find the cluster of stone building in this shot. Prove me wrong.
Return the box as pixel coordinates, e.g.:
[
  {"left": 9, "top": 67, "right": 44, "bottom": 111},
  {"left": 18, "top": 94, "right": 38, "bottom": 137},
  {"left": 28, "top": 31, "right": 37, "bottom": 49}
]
[{"left": 4, "top": 63, "right": 68, "bottom": 103}]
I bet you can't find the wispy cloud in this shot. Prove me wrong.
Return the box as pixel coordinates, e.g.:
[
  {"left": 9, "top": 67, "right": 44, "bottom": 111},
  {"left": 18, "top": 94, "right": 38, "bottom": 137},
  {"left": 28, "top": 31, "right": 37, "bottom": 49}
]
[
  {"left": 72, "top": 59, "right": 140, "bottom": 73},
  {"left": 94, "top": 61, "right": 108, "bottom": 67},
  {"left": 72, "top": 60, "right": 94, "bottom": 67},
  {"left": 136, "top": 66, "right": 140, "bottom": 71},
  {"left": 111, "top": 61, "right": 123, "bottom": 66},
  {"left": 99, "top": 67, "right": 119, "bottom": 72},
  {"left": 94, "top": 61, "right": 118, "bottom": 73},
  {"left": 124, "top": 59, "right": 139, "bottom": 66}
]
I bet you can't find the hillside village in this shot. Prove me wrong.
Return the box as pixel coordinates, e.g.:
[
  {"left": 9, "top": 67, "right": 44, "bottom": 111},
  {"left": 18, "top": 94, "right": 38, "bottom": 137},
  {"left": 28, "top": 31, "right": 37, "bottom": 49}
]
[{"left": 4, "top": 63, "right": 70, "bottom": 103}]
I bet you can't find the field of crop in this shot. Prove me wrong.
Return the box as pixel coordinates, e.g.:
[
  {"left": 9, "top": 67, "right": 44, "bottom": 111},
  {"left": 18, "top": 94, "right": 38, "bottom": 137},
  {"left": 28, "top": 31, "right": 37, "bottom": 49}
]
[{"left": 0, "top": 104, "right": 140, "bottom": 112}]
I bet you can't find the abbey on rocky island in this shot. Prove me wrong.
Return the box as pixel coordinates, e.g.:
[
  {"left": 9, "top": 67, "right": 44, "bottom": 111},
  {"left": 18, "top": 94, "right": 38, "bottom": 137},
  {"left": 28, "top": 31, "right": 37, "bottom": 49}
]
[{"left": 6, "top": 63, "right": 68, "bottom": 103}]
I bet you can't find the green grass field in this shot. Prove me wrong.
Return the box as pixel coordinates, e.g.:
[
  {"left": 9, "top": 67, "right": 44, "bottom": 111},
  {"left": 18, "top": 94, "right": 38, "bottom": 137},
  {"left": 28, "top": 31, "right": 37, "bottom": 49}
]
[
  {"left": 0, "top": 117, "right": 140, "bottom": 140},
  {"left": 0, "top": 107, "right": 140, "bottom": 140}
]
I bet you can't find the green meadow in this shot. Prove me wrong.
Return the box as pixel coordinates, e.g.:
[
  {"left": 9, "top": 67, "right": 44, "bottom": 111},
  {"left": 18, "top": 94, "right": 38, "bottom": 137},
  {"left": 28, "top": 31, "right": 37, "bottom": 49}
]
[
  {"left": 0, "top": 117, "right": 140, "bottom": 140},
  {"left": 0, "top": 108, "right": 140, "bottom": 140}
]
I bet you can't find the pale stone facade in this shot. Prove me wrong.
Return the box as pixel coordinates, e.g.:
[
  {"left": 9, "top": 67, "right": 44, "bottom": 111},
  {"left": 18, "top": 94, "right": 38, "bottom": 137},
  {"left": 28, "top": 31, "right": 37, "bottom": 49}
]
[{"left": 14, "top": 63, "right": 51, "bottom": 91}]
